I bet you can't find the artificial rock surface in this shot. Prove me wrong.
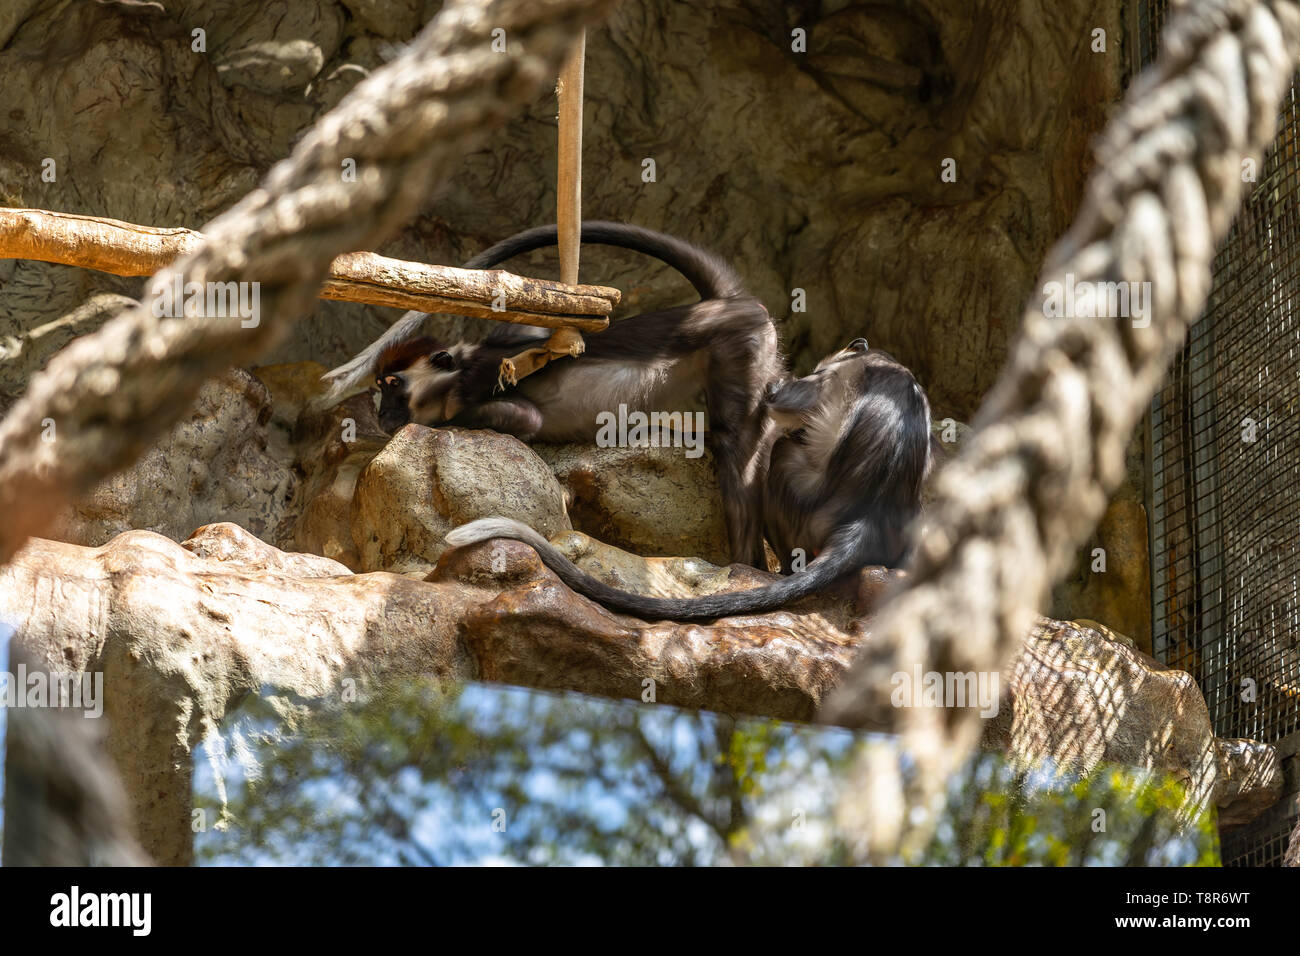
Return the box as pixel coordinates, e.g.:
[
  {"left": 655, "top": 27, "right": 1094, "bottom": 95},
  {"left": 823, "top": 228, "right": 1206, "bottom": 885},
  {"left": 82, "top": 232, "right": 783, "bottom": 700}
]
[
  {"left": 0, "top": 0, "right": 1146, "bottom": 641},
  {"left": 0, "top": 0, "right": 1191, "bottom": 863},
  {"left": 0, "top": 522, "right": 1278, "bottom": 863}
]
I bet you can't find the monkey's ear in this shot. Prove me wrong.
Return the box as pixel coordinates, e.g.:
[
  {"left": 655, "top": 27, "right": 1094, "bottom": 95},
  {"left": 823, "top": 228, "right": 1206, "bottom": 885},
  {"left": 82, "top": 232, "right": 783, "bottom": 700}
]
[
  {"left": 431, "top": 350, "right": 456, "bottom": 370},
  {"left": 848, "top": 337, "right": 869, "bottom": 352}
]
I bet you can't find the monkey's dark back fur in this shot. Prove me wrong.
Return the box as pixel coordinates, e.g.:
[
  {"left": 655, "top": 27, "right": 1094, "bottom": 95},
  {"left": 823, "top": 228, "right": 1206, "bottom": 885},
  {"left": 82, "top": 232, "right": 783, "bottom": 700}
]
[
  {"left": 447, "top": 344, "right": 934, "bottom": 620},
  {"left": 763, "top": 348, "right": 932, "bottom": 572}
]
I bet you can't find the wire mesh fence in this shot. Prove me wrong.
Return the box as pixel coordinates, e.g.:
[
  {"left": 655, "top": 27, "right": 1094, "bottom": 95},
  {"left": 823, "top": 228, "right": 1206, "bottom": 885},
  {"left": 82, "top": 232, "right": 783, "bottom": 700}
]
[{"left": 1134, "top": 0, "right": 1300, "bottom": 867}]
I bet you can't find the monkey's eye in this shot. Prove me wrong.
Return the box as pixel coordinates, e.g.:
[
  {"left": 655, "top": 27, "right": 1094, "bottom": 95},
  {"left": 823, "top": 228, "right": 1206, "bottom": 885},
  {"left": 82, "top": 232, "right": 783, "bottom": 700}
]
[
  {"left": 431, "top": 350, "right": 456, "bottom": 370},
  {"left": 848, "top": 337, "right": 869, "bottom": 352}
]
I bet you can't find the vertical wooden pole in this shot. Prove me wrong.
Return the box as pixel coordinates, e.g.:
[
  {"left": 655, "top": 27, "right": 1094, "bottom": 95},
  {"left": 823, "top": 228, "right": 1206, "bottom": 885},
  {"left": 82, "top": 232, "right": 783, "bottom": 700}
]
[
  {"left": 496, "top": 31, "right": 589, "bottom": 387},
  {"left": 556, "top": 30, "right": 586, "bottom": 288}
]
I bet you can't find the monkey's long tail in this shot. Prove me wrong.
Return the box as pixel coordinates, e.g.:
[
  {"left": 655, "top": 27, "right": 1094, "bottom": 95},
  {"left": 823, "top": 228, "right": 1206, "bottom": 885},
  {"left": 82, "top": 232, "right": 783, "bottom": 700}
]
[
  {"left": 445, "top": 518, "right": 870, "bottom": 621},
  {"left": 463, "top": 221, "right": 746, "bottom": 301}
]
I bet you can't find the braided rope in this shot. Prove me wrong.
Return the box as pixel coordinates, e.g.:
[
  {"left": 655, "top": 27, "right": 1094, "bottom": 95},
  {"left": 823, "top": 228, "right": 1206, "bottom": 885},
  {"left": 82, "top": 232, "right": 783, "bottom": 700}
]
[{"left": 822, "top": 0, "right": 1300, "bottom": 857}]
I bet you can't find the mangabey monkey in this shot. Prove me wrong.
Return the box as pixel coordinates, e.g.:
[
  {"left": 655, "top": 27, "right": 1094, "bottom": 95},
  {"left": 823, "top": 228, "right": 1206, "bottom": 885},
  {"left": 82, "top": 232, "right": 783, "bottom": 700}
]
[
  {"left": 446, "top": 338, "right": 933, "bottom": 620},
  {"left": 321, "top": 222, "right": 784, "bottom": 567}
]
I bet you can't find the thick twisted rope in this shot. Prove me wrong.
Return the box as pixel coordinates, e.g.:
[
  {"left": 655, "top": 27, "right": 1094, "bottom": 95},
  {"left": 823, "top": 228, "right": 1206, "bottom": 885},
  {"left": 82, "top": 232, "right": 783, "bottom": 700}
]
[{"left": 822, "top": 0, "right": 1300, "bottom": 856}]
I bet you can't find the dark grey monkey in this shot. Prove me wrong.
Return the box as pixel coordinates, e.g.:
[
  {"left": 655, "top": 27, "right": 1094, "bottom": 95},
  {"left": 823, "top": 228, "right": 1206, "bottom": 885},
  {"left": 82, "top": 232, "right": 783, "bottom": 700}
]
[
  {"left": 446, "top": 339, "right": 933, "bottom": 620},
  {"left": 323, "top": 222, "right": 786, "bottom": 568}
]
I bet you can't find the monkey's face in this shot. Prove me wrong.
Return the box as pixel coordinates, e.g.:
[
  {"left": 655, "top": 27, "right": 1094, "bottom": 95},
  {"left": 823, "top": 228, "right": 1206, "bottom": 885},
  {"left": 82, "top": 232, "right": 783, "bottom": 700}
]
[
  {"left": 376, "top": 370, "right": 414, "bottom": 433},
  {"left": 373, "top": 336, "right": 459, "bottom": 434}
]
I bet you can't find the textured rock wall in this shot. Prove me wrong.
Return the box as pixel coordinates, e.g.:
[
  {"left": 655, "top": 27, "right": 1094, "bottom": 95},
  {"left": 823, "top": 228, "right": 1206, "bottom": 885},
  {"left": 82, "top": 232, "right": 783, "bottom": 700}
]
[
  {"left": 0, "top": 1, "right": 1146, "bottom": 631},
  {"left": 0, "top": 0, "right": 1125, "bottom": 418}
]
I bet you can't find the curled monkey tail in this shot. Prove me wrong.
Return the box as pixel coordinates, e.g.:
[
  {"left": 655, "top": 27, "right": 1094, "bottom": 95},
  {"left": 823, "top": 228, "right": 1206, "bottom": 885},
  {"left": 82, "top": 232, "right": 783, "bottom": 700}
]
[
  {"left": 463, "top": 221, "right": 746, "bottom": 301},
  {"left": 445, "top": 519, "right": 874, "bottom": 622}
]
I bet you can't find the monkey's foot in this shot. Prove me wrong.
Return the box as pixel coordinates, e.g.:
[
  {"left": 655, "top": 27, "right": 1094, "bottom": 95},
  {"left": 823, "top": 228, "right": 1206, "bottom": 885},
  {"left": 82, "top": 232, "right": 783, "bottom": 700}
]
[
  {"left": 496, "top": 346, "right": 563, "bottom": 391},
  {"left": 496, "top": 359, "right": 519, "bottom": 392}
]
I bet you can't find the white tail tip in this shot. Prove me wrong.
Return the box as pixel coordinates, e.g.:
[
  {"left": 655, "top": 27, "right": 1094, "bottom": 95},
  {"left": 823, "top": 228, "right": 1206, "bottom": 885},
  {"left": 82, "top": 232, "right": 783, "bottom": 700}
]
[{"left": 444, "top": 517, "right": 544, "bottom": 549}]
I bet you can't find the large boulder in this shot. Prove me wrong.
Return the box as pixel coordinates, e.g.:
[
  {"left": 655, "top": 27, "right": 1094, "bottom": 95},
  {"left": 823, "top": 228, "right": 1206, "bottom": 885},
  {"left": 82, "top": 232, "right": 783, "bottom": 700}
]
[
  {"left": 51, "top": 369, "right": 296, "bottom": 547},
  {"left": 350, "top": 426, "right": 571, "bottom": 574},
  {"left": 985, "top": 620, "right": 1284, "bottom": 823},
  {"left": 536, "top": 443, "right": 730, "bottom": 566}
]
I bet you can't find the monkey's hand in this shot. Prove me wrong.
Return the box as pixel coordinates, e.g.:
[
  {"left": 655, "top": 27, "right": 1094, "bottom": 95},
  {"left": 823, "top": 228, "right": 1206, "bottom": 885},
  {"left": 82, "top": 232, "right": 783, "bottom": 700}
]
[
  {"left": 763, "top": 376, "right": 820, "bottom": 432},
  {"left": 497, "top": 359, "right": 519, "bottom": 392}
]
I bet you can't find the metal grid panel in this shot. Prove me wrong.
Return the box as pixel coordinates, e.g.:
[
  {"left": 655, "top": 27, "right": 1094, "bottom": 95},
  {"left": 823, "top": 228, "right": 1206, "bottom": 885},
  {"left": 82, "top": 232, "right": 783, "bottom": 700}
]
[
  {"left": 1136, "top": 0, "right": 1300, "bottom": 866},
  {"left": 1220, "top": 810, "right": 1296, "bottom": 867}
]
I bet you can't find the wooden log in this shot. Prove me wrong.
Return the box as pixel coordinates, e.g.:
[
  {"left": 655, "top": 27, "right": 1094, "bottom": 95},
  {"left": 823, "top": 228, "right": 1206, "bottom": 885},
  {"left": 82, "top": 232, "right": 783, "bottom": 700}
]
[
  {"left": 498, "top": 32, "right": 591, "bottom": 384},
  {"left": 0, "top": 207, "right": 617, "bottom": 331},
  {"left": 556, "top": 30, "right": 585, "bottom": 288},
  {"left": 320, "top": 251, "right": 611, "bottom": 331}
]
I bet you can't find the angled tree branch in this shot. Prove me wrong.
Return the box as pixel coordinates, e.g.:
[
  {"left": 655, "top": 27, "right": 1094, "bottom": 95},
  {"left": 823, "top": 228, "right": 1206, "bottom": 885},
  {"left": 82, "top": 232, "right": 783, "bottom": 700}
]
[{"left": 0, "top": 207, "right": 618, "bottom": 330}]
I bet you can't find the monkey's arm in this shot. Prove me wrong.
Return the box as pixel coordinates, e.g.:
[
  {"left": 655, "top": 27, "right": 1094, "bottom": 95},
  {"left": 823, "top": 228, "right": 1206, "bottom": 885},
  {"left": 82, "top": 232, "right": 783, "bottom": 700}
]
[
  {"left": 762, "top": 376, "right": 824, "bottom": 432},
  {"left": 445, "top": 398, "right": 544, "bottom": 440}
]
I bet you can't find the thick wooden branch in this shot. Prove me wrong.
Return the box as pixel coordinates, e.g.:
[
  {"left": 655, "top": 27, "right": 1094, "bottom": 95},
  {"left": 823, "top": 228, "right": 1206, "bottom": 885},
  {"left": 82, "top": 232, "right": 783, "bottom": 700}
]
[{"left": 0, "top": 207, "right": 617, "bottom": 332}]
